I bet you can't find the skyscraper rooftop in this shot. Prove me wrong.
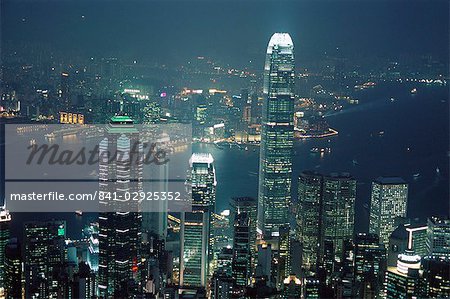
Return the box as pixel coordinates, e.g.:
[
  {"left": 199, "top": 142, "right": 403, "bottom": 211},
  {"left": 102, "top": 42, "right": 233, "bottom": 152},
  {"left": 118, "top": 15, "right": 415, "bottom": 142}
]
[{"left": 267, "top": 33, "right": 293, "bottom": 53}]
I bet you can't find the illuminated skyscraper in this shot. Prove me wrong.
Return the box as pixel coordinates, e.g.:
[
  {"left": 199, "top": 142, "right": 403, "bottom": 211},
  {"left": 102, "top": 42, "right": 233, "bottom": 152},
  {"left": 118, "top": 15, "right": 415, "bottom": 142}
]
[
  {"left": 282, "top": 274, "right": 302, "bottom": 299},
  {"left": 98, "top": 116, "right": 143, "bottom": 297},
  {"left": 296, "top": 171, "right": 356, "bottom": 271},
  {"left": 258, "top": 33, "right": 295, "bottom": 238},
  {"left": 231, "top": 197, "right": 257, "bottom": 272},
  {"left": 23, "top": 220, "right": 67, "bottom": 298},
  {"left": 296, "top": 171, "right": 322, "bottom": 272},
  {"left": 232, "top": 212, "right": 251, "bottom": 290},
  {"left": 426, "top": 216, "right": 450, "bottom": 257},
  {"left": 369, "top": 177, "right": 408, "bottom": 245},
  {"left": 0, "top": 207, "right": 10, "bottom": 289},
  {"left": 180, "top": 212, "right": 209, "bottom": 287},
  {"left": 278, "top": 225, "right": 292, "bottom": 283},
  {"left": 353, "top": 233, "right": 385, "bottom": 298},
  {"left": 421, "top": 256, "right": 450, "bottom": 298},
  {"left": 385, "top": 250, "right": 421, "bottom": 299},
  {"left": 4, "top": 238, "right": 21, "bottom": 298},
  {"left": 180, "top": 153, "right": 216, "bottom": 288},
  {"left": 322, "top": 173, "right": 356, "bottom": 260}
]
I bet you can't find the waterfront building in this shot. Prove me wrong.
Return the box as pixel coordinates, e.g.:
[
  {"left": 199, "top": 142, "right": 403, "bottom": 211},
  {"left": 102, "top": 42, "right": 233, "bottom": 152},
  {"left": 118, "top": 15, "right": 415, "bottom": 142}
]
[
  {"left": 369, "top": 177, "right": 408, "bottom": 245},
  {"left": 98, "top": 115, "right": 142, "bottom": 297},
  {"left": 258, "top": 33, "right": 295, "bottom": 238}
]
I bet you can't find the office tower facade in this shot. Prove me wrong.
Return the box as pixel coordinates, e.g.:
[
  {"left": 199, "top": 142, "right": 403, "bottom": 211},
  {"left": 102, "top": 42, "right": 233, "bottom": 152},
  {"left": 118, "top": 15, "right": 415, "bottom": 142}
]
[
  {"left": 59, "top": 72, "right": 71, "bottom": 110},
  {"left": 296, "top": 171, "right": 356, "bottom": 272},
  {"left": 258, "top": 32, "right": 295, "bottom": 238},
  {"left": 4, "top": 238, "right": 21, "bottom": 298},
  {"left": 211, "top": 211, "right": 232, "bottom": 272},
  {"left": 388, "top": 219, "right": 428, "bottom": 268},
  {"left": 256, "top": 243, "right": 273, "bottom": 285},
  {"left": 216, "top": 247, "right": 233, "bottom": 276},
  {"left": 303, "top": 277, "right": 320, "bottom": 298},
  {"left": 23, "top": 220, "right": 67, "bottom": 298},
  {"left": 211, "top": 273, "right": 234, "bottom": 299},
  {"left": 426, "top": 216, "right": 450, "bottom": 257},
  {"left": 0, "top": 207, "right": 10, "bottom": 289},
  {"left": 180, "top": 153, "right": 216, "bottom": 287},
  {"left": 369, "top": 177, "right": 408, "bottom": 245},
  {"left": 322, "top": 173, "right": 356, "bottom": 261},
  {"left": 353, "top": 233, "right": 386, "bottom": 298},
  {"left": 231, "top": 197, "right": 257, "bottom": 273},
  {"left": 421, "top": 256, "right": 450, "bottom": 298},
  {"left": 180, "top": 212, "right": 209, "bottom": 287},
  {"left": 290, "top": 240, "right": 302, "bottom": 277},
  {"left": 72, "top": 262, "right": 96, "bottom": 298},
  {"left": 98, "top": 116, "right": 143, "bottom": 297},
  {"left": 282, "top": 274, "right": 302, "bottom": 299},
  {"left": 142, "top": 134, "right": 170, "bottom": 241},
  {"left": 385, "top": 250, "right": 421, "bottom": 299},
  {"left": 232, "top": 212, "right": 251, "bottom": 290},
  {"left": 278, "top": 225, "right": 291, "bottom": 283},
  {"left": 405, "top": 221, "right": 428, "bottom": 257},
  {"left": 296, "top": 171, "right": 322, "bottom": 271}
]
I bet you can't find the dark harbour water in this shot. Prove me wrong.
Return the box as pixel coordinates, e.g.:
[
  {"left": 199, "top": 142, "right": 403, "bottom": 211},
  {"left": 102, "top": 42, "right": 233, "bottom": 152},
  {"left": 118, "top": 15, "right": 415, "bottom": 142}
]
[{"left": 8, "top": 82, "right": 450, "bottom": 239}]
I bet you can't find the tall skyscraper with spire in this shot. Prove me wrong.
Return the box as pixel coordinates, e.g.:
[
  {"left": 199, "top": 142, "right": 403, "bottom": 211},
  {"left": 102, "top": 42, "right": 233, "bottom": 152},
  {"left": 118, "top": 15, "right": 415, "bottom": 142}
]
[{"left": 258, "top": 33, "right": 295, "bottom": 238}]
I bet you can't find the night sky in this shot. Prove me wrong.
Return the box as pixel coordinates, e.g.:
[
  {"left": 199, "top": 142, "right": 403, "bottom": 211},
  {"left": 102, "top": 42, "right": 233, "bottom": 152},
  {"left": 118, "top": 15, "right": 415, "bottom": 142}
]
[{"left": 1, "top": 0, "right": 449, "bottom": 67}]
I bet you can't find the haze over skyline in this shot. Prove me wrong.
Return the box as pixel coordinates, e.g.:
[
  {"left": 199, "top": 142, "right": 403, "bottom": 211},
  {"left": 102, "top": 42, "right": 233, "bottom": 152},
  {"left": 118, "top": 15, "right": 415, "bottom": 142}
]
[{"left": 2, "top": 0, "right": 449, "bottom": 69}]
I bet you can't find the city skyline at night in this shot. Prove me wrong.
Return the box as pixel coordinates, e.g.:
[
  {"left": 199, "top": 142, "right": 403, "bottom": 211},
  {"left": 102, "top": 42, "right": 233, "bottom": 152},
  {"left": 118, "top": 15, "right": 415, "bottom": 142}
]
[{"left": 0, "top": 0, "right": 449, "bottom": 298}]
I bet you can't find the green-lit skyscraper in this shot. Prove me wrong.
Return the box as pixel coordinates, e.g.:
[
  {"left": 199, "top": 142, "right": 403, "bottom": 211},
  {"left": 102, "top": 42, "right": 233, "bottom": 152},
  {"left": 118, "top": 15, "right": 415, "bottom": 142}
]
[{"left": 258, "top": 33, "right": 295, "bottom": 238}]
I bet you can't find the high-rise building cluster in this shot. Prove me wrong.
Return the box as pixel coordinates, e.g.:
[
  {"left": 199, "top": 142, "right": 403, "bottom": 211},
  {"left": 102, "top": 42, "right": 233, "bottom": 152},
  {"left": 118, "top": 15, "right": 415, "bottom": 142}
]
[{"left": 0, "top": 32, "right": 448, "bottom": 299}]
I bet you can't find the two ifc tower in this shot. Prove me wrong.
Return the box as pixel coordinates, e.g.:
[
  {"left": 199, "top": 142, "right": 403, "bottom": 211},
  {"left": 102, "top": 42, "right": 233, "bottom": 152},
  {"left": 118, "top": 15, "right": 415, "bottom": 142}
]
[{"left": 258, "top": 33, "right": 295, "bottom": 238}]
